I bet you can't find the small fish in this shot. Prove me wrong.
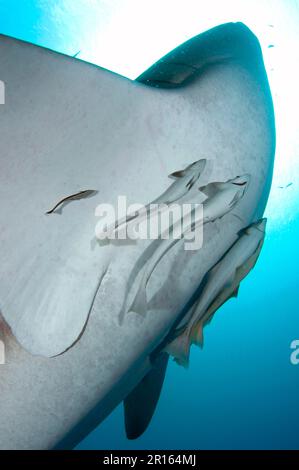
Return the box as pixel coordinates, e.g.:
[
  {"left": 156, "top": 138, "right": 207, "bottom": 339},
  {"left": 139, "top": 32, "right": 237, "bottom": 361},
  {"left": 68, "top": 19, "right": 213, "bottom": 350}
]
[
  {"left": 128, "top": 174, "right": 250, "bottom": 315},
  {"left": 98, "top": 158, "right": 206, "bottom": 239},
  {"left": 165, "top": 218, "right": 267, "bottom": 367},
  {"left": 45, "top": 190, "right": 98, "bottom": 215},
  {"left": 268, "top": 44, "right": 274, "bottom": 48},
  {"left": 278, "top": 182, "right": 293, "bottom": 189}
]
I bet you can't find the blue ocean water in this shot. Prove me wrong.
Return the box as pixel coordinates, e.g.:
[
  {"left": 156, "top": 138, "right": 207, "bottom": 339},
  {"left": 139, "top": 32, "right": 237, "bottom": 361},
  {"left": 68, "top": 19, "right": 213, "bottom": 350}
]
[{"left": 0, "top": 0, "right": 298, "bottom": 450}]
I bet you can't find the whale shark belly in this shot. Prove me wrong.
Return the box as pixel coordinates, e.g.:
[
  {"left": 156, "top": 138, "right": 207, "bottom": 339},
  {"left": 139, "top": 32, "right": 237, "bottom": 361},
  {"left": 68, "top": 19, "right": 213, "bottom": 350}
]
[{"left": 0, "top": 23, "right": 275, "bottom": 449}]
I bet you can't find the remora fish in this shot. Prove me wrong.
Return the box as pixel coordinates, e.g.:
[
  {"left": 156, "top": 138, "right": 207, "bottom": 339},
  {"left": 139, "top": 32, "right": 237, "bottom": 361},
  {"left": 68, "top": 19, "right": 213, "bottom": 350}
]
[
  {"left": 0, "top": 22, "right": 275, "bottom": 449},
  {"left": 165, "top": 218, "right": 267, "bottom": 367},
  {"left": 128, "top": 175, "right": 250, "bottom": 315},
  {"left": 46, "top": 189, "right": 98, "bottom": 214},
  {"left": 97, "top": 158, "right": 206, "bottom": 240}
]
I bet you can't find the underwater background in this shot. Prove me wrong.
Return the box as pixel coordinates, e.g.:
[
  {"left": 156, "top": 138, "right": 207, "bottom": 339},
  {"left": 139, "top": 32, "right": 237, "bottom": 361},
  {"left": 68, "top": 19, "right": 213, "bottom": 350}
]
[{"left": 0, "top": 0, "right": 298, "bottom": 450}]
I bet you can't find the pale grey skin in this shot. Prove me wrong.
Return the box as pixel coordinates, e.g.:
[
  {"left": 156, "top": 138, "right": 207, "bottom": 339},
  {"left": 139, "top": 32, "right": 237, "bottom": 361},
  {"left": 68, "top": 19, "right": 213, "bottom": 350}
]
[{"left": 0, "top": 23, "right": 275, "bottom": 449}]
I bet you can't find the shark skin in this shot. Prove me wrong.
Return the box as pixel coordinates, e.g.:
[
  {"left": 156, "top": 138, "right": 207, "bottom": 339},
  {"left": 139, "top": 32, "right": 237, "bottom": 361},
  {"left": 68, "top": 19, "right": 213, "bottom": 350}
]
[{"left": 0, "top": 22, "right": 275, "bottom": 449}]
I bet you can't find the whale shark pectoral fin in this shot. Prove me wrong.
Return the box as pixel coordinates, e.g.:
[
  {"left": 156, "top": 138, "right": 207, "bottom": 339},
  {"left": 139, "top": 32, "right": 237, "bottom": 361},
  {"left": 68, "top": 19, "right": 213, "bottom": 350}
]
[{"left": 124, "top": 353, "right": 169, "bottom": 440}]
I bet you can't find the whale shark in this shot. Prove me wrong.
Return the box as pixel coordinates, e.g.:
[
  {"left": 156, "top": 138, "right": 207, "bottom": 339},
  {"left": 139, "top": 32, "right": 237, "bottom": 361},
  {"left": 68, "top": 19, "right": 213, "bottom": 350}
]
[{"left": 0, "top": 22, "right": 275, "bottom": 449}]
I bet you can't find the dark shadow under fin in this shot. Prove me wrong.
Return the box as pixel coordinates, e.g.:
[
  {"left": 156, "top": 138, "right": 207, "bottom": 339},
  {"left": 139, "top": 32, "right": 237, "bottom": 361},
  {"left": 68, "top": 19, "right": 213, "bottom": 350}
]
[{"left": 124, "top": 353, "right": 169, "bottom": 440}]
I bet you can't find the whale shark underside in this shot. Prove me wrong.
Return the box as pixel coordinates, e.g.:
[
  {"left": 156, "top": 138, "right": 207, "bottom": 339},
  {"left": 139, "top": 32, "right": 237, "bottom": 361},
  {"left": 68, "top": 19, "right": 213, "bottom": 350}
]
[{"left": 0, "top": 22, "right": 275, "bottom": 449}]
